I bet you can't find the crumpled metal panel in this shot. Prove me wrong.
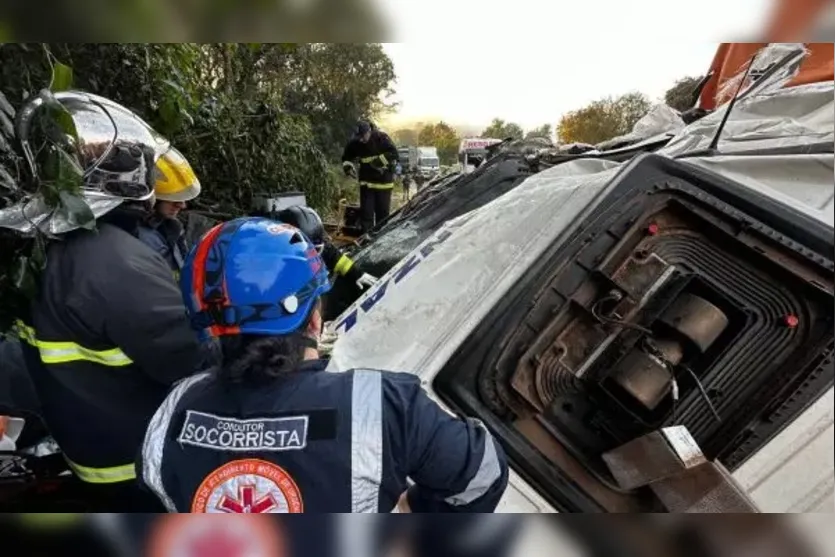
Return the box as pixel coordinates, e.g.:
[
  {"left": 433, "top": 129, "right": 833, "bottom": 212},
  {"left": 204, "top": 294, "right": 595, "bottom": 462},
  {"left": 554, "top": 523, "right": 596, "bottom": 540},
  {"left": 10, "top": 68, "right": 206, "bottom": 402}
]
[
  {"left": 327, "top": 160, "right": 620, "bottom": 376},
  {"left": 660, "top": 82, "right": 834, "bottom": 157}
]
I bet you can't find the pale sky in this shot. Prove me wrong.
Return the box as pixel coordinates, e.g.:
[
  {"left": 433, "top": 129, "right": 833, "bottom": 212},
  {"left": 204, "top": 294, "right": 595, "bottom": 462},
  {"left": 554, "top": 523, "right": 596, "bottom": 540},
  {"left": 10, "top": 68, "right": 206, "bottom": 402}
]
[{"left": 376, "top": 0, "right": 774, "bottom": 133}]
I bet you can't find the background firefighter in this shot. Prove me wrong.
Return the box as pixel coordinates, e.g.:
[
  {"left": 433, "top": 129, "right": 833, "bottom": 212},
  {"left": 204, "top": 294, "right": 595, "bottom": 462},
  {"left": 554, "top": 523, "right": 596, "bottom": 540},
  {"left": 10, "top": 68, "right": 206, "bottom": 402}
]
[{"left": 341, "top": 120, "right": 399, "bottom": 233}]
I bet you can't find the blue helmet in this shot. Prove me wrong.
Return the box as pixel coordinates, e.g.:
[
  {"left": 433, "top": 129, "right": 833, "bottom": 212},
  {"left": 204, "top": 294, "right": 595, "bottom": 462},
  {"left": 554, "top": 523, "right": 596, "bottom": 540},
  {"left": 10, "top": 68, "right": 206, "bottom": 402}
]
[{"left": 180, "top": 217, "right": 331, "bottom": 339}]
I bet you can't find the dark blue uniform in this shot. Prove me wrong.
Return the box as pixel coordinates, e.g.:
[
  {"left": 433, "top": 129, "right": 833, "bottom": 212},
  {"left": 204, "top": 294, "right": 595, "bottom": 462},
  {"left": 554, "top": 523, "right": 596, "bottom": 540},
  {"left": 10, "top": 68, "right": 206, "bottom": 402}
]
[
  {"left": 17, "top": 217, "right": 201, "bottom": 494},
  {"left": 136, "top": 217, "right": 188, "bottom": 277},
  {"left": 138, "top": 360, "right": 508, "bottom": 513}
]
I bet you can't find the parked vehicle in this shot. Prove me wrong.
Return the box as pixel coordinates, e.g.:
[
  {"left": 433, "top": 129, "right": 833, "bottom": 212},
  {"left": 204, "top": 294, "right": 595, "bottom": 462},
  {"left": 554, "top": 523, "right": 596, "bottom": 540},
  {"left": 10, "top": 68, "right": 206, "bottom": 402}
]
[
  {"left": 459, "top": 137, "right": 503, "bottom": 172},
  {"left": 408, "top": 146, "right": 440, "bottom": 178},
  {"left": 397, "top": 146, "right": 410, "bottom": 167}
]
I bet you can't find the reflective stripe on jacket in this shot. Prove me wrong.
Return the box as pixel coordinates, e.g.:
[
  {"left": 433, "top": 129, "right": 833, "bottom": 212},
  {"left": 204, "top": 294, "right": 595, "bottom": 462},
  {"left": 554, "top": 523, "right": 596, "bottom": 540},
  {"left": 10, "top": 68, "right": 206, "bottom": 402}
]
[
  {"left": 138, "top": 361, "right": 508, "bottom": 512},
  {"left": 20, "top": 221, "right": 201, "bottom": 484},
  {"left": 16, "top": 322, "right": 132, "bottom": 367},
  {"left": 342, "top": 130, "right": 399, "bottom": 188},
  {"left": 359, "top": 181, "right": 395, "bottom": 190},
  {"left": 320, "top": 242, "right": 364, "bottom": 284}
]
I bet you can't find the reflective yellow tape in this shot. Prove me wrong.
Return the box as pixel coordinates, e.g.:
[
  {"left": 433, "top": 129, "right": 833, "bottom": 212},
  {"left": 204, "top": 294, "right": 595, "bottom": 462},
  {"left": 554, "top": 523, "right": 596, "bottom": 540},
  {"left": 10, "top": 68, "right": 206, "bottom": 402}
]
[
  {"left": 65, "top": 457, "right": 136, "bottom": 484},
  {"left": 334, "top": 254, "right": 354, "bottom": 276},
  {"left": 15, "top": 321, "right": 133, "bottom": 367},
  {"left": 360, "top": 154, "right": 384, "bottom": 164},
  {"left": 359, "top": 182, "right": 394, "bottom": 190}
]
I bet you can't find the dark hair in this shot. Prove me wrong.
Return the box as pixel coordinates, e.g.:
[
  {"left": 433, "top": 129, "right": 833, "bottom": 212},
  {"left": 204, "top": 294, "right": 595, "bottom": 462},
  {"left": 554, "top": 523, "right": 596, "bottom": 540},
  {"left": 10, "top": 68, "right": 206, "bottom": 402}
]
[{"left": 216, "top": 300, "right": 320, "bottom": 383}]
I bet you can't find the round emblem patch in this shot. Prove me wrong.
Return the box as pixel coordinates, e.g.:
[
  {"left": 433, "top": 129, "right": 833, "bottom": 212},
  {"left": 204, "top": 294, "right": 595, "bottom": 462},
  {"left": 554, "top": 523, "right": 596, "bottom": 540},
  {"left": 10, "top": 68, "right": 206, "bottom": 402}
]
[
  {"left": 148, "top": 513, "right": 285, "bottom": 557},
  {"left": 191, "top": 459, "right": 304, "bottom": 514}
]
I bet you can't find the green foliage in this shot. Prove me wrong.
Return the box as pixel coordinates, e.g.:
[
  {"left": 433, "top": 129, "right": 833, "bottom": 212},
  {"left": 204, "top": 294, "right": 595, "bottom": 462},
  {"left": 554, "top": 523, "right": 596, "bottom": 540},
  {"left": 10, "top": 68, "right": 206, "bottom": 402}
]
[
  {"left": 50, "top": 63, "right": 73, "bottom": 92},
  {"left": 480, "top": 118, "right": 524, "bottom": 140},
  {"left": 0, "top": 43, "right": 396, "bottom": 216},
  {"left": 279, "top": 44, "right": 397, "bottom": 159},
  {"left": 664, "top": 76, "right": 704, "bottom": 112},
  {"left": 331, "top": 164, "right": 360, "bottom": 202},
  {"left": 0, "top": 43, "right": 397, "bottom": 331},
  {"left": 557, "top": 91, "right": 652, "bottom": 145},
  {"left": 417, "top": 122, "right": 460, "bottom": 165},
  {"left": 525, "top": 124, "right": 553, "bottom": 141}
]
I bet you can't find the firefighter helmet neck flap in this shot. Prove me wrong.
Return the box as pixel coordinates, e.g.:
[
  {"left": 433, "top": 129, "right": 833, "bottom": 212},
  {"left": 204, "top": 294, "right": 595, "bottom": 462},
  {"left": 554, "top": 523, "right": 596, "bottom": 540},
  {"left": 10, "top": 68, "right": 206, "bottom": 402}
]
[
  {"left": 181, "top": 217, "right": 332, "bottom": 339},
  {"left": 275, "top": 205, "right": 325, "bottom": 249}
]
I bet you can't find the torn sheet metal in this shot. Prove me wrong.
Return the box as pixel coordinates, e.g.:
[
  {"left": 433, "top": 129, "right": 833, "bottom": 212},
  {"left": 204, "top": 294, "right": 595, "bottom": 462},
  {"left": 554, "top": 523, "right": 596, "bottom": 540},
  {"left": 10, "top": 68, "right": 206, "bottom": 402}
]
[
  {"left": 716, "top": 43, "right": 810, "bottom": 106},
  {"left": 661, "top": 81, "right": 834, "bottom": 157},
  {"left": 596, "top": 104, "right": 684, "bottom": 151}
]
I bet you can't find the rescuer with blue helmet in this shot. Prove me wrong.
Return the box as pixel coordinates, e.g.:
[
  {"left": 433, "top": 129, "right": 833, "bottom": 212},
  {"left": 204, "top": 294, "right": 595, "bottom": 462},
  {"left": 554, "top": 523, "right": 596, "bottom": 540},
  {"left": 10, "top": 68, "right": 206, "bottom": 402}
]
[{"left": 137, "top": 217, "right": 508, "bottom": 513}]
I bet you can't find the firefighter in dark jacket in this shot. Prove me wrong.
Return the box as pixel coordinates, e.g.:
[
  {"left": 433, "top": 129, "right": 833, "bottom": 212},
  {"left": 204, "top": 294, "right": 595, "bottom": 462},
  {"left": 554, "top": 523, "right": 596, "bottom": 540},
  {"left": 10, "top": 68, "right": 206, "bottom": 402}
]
[
  {"left": 341, "top": 120, "right": 399, "bottom": 233},
  {"left": 275, "top": 205, "right": 378, "bottom": 290},
  {"left": 138, "top": 217, "right": 509, "bottom": 513},
  {"left": 8, "top": 91, "right": 201, "bottom": 510},
  {"left": 136, "top": 146, "right": 201, "bottom": 281}
]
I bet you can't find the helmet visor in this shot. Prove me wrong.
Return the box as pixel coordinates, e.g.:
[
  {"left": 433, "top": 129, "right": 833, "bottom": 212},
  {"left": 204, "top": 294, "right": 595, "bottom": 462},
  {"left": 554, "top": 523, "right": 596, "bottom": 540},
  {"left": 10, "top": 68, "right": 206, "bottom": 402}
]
[{"left": 17, "top": 90, "right": 170, "bottom": 202}]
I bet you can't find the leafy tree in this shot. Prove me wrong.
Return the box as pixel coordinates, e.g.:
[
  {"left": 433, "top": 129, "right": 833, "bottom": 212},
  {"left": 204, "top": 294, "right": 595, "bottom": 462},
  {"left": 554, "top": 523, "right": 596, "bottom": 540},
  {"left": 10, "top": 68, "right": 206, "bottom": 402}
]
[
  {"left": 480, "top": 118, "right": 523, "bottom": 140},
  {"left": 418, "top": 122, "right": 460, "bottom": 165},
  {"left": 0, "top": 42, "right": 397, "bottom": 332},
  {"left": 0, "top": 43, "right": 367, "bottom": 214},
  {"left": 664, "top": 76, "right": 704, "bottom": 112},
  {"left": 557, "top": 91, "right": 651, "bottom": 145},
  {"left": 525, "top": 124, "right": 553, "bottom": 141},
  {"left": 393, "top": 128, "right": 419, "bottom": 146},
  {"left": 278, "top": 43, "right": 396, "bottom": 159}
]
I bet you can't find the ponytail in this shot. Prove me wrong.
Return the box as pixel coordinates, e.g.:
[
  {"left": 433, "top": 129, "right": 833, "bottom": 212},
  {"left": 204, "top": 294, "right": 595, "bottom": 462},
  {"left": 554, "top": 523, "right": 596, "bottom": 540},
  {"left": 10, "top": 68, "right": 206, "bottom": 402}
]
[{"left": 215, "top": 299, "right": 320, "bottom": 383}]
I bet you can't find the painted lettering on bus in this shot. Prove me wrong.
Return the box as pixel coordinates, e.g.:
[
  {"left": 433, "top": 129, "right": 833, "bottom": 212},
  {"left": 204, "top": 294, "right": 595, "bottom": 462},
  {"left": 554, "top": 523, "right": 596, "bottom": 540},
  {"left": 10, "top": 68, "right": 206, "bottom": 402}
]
[{"left": 335, "top": 228, "right": 457, "bottom": 334}]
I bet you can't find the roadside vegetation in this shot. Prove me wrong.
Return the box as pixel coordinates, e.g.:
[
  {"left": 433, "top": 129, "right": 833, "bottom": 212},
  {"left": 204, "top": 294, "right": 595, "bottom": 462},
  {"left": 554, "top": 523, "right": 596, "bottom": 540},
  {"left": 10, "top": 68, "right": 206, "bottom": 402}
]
[{"left": 0, "top": 43, "right": 396, "bottom": 217}]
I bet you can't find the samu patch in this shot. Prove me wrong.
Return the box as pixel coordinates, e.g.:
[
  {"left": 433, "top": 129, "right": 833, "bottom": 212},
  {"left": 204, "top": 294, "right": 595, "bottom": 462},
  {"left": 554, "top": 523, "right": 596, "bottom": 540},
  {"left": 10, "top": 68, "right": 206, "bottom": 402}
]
[
  {"left": 191, "top": 459, "right": 304, "bottom": 513},
  {"left": 178, "top": 411, "right": 308, "bottom": 452}
]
